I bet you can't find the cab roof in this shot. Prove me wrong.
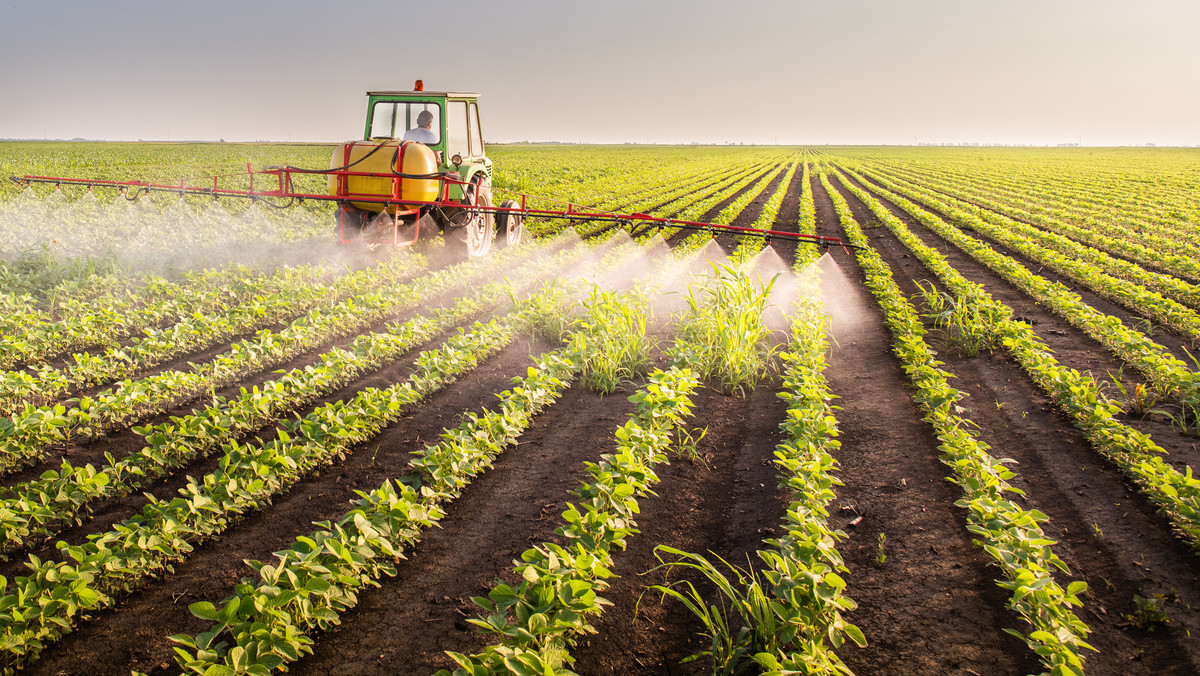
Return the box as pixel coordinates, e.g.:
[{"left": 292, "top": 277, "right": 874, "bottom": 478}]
[{"left": 367, "top": 91, "right": 480, "bottom": 99}]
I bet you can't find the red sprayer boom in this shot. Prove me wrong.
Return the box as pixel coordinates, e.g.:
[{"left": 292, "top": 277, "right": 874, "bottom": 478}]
[{"left": 9, "top": 166, "right": 862, "bottom": 254}]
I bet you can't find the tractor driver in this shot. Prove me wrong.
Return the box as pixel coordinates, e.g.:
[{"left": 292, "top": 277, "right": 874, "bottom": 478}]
[{"left": 402, "top": 110, "right": 438, "bottom": 144}]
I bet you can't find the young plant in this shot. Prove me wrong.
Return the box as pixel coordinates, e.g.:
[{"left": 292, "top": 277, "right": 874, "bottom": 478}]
[
  {"left": 571, "top": 286, "right": 655, "bottom": 395},
  {"left": 652, "top": 295, "right": 864, "bottom": 676},
  {"left": 918, "top": 281, "right": 1000, "bottom": 357},
  {"left": 646, "top": 548, "right": 787, "bottom": 676},
  {"left": 670, "top": 263, "right": 781, "bottom": 395},
  {"left": 672, "top": 425, "right": 709, "bottom": 466},
  {"left": 507, "top": 278, "right": 581, "bottom": 344},
  {"left": 1125, "top": 594, "right": 1171, "bottom": 631}
]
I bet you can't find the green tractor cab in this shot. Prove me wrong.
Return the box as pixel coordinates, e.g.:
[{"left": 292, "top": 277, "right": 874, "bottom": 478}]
[{"left": 329, "top": 82, "right": 523, "bottom": 256}]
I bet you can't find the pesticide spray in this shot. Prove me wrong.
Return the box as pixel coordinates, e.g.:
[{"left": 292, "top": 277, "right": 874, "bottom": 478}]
[{"left": 813, "top": 251, "right": 872, "bottom": 348}]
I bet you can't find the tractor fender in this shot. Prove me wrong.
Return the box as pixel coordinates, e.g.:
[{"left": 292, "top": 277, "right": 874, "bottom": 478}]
[
  {"left": 445, "top": 166, "right": 490, "bottom": 202},
  {"left": 462, "top": 166, "right": 491, "bottom": 189}
]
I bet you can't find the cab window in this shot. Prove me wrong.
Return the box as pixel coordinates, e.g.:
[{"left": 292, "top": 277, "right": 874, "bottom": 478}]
[
  {"left": 369, "top": 102, "right": 398, "bottom": 138},
  {"left": 468, "top": 102, "right": 483, "bottom": 157},
  {"left": 446, "top": 100, "right": 469, "bottom": 159},
  {"left": 369, "top": 101, "right": 441, "bottom": 144}
]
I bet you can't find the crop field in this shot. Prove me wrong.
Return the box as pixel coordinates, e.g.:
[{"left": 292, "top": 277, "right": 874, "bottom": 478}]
[{"left": 1, "top": 142, "right": 1199, "bottom": 676}]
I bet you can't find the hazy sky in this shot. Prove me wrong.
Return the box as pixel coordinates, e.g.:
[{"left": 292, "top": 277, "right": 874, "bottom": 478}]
[{"left": 2, "top": 0, "right": 1197, "bottom": 146}]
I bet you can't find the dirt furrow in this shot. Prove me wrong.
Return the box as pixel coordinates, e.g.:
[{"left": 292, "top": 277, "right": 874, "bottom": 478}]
[
  {"left": 812, "top": 173, "right": 1040, "bottom": 675},
  {"left": 826, "top": 174, "right": 1200, "bottom": 673},
  {"left": 571, "top": 384, "right": 792, "bottom": 675},
  {"left": 765, "top": 163, "right": 807, "bottom": 271},
  {"left": 290, "top": 378, "right": 640, "bottom": 675}
]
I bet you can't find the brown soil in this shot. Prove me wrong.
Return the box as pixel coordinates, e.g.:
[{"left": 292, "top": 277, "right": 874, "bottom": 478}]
[
  {"left": 290, "top": 378, "right": 644, "bottom": 676},
  {"left": 569, "top": 385, "right": 793, "bottom": 675},
  {"left": 823, "top": 171, "right": 1200, "bottom": 673},
  {"left": 810, "top": 173, "right": 1039, "bottom": 675},
  {"left": 763, "top": 164, "right": 807, "bottom": 271}
]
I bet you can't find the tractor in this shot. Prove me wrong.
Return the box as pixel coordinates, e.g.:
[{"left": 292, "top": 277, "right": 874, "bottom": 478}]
[{"left": 329, "top": 81, "right": 523, "bottom": 256}]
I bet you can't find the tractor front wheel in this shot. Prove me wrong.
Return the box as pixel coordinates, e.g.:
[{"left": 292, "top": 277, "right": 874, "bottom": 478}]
[{"left": 495, "top": 199, "right": 524, "bottom": 249}]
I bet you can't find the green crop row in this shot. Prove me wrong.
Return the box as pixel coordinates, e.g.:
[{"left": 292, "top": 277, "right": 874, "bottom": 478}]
[
  {"left": 167, "top": 257, "right": 666, "bottom": 675},
  {"left": 857, "top": 169, "right": 1200, "bottom": 341},
  {"left": 713, "top": 162, "right": 790, "bottom": 228},
  {"left": 601, "top": 159, "right": 760, "bottom": 218},
  {"left": 0, "top": 261, "right": 125, "bottom": 311},
  {"left": 652, "top": 274, "right": 863, "bottom": 676},
  {"left": 728, "top": 160, "right": 801, "bottom": 263},
  {"left": 494, "top": 147, "right": 789, "bottom": 239},
  {"left": 0, "top": 263, "right": 323, "bottom": 372},
  {"left": 0, "top": 317, "right": 515, "bottom": 669},
  {"left": 0, "top": 237, "right": 595, "bottom": 557},
  {"left": 490, "top": 146, "right": 789, "bottom": 222},
  {"left": 443, "top": 254, "right": 786, "bottom": 674},
  {"left": 835, "top": 148, "right": 1200, "bottom": 246},
  {"left": 574, "top": 158, "right": 781, "bottom": 240},
  {"left": 0, "top": 255, "right": 427, "bottom": 474},
  {"left": 794, "top": 162, "right": 819, "bottom": 269},
  {"left": 659, "top": 156, "right": 797, "bottom": 257},
  {"left": 834, "top": 168, "right": 1200, "bottom": 413},
  {"left": 868, "top": 157, "right": 1200, "bottom": 266},
  {"left": 748, "top": 288, "right": 863, "bottom": 675},
  {"left": 172, "top": 348, "right": 581, "bottom": 676},
  {"left": 0, "top": 244, "right": 549, "bottom": 476},
  {"left": 829, "top": 166, "right": 1200, "bottom": 552},
  {"left": 871, "top": 163, "right": 1200, "bottom": 283},
  {"left": 669, "top": 163, "right": 783, "bottom": 230},
  {"left": 823, "top": 172, "right": 1094, "bottom": 676},
  {"left": 440, "top": 366, "right": 701, "bottom": 676},
  {"left": 0, "top": 262, "right": 350, "bottom": 415},
  {"left": 895, "top": 170, "right": 1200, "bottom": 311}
]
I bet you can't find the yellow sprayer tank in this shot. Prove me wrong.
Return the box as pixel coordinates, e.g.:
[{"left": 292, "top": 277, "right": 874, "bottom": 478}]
[{"left": 327, "top": 140, "right": 440, "bottom": 213}]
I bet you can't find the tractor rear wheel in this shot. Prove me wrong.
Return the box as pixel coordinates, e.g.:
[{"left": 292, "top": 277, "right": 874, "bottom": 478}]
[
  {"left": 495, "top": 199, "right": 524, "bottom": 249},
  {"left": 447, "top": 178, "right": 494, "bottom": 258}
]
